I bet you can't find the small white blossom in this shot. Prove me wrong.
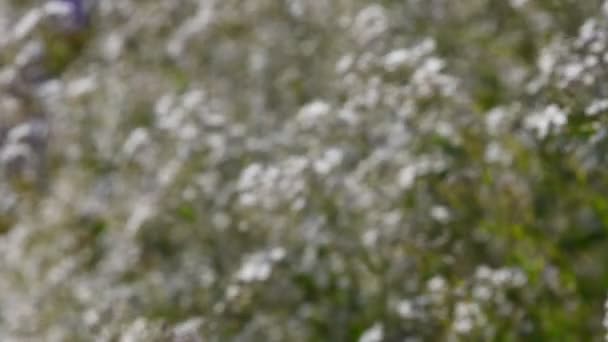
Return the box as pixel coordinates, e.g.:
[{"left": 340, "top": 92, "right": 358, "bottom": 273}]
[
  {"left": 427, "top": 276, "right": 447, "bottom": 292},
  {"left": 430, "top": 205, "right": 451, "bottom": 223},
  {"left": 352, "top": 4, "right": 388, "bottom": 45},
  {"left": 509, "top": 0, "right": 528, "bottom": 8},
  {"left": 122, "top": 128, "right": 149, "bottom": 157},
  {"left": 236, "top": 248, "right": 285, "bottom": 283},
  {"left": 525, "top": 104, "right": 567, "bottom": 138},
  {"left": 453, "top": 302, "right": 484, "bottom": 334},
  {"left": 396, "top": 299, "right": 416, "bottom": 319},
  {"left": 297, "top": 100, "right": 331, "bottom": 127},
  {"left": 359, "top": 323, "right": 383, "bottom": 342},
  {"left": 383, "top": 49, "right": 412, "bottom": 71},
  {"left": 586, "top": 99, "right": 608, "bottom": 116},
  {"left": 313, "top": 147, "right": 343, "bottom": 175}
]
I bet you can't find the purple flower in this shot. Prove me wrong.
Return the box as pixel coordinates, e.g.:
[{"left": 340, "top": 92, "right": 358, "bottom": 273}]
[
  {"left": 62, "top": 0, "right": 88, "bottom": 27},
  {"left": 48, "top": 0, "right": 90, "bottom": 31}
]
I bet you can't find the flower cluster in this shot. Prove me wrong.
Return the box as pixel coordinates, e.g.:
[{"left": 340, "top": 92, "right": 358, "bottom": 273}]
[{"left": 1, "top": 0, "right": 608, "bottom": 340}]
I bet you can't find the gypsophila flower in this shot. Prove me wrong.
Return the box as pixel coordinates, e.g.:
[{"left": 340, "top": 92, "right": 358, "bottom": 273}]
[
  {"left": 525, "top": 104, "right": 567, "bottom": 138},
  {"left": 359, "top": 323, "right": 383, "bottom": 342},
  {"left": 0, "top": 1, "right": 606, "bottom": 340}
]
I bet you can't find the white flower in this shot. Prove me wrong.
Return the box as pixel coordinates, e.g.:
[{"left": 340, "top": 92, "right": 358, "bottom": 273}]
[
  {"left": 313, "top": 148, "right": 343, "bottom": 175},
  {"left": 509, "top": 0, "right": 529, "bottom": 8},
  {"left": 66, "top": 75, "right": 98, "bottom": 98},
  {"left": 524, "top": 104, "right": 567, "bottom": 138},
  {"left": 297, "top": 100, "right": 331, "bottom": 127},
  {"left": 585, "top": 99, "right": 608, "bottom": 116},
  {"left": 352, "top": 4, "right": 388, "bottom": 45},
  {"left": 122, "top": 128, "right": 149, "bottom": 157},
  {"left": 125, "top": 199, "right": 154, "bottom": 235},
  {"left": 237, "top": 254, "right": 272, "bottom": 282},
  {"left": 13, "top": 8, "right": 43, "bottom": 40},
  {"left": 453, "top": 302, "right": 484, "bottom": 334},
  {"left": 485, "top": 142, "right": 511, "bottom": 165},
  {"left": 238, "top": 163, "right": 264, "bottom": 190},
  {"left": 396, "top": 299, "right": 416, "bottom": 319},
  {"left": 383, "top": 49, "right": 411, "bottom": 71},
  {"left": 430, "top": 206, "right": 451, "bottom": 223},
  {"left": 485, "top": 107, "right": 508, "bottom": 135},
  {"left": 336, "top": 54, "right": 355, "bottom": 74},
  {"left": 359, "top": 323, "right": 383, "bottom": 342},
  {"left": 603, "top": 297, "right": 608, "bottom": 340},
  {"left": 427, "top": 276, "right": 447, "bottom": 292},
  {"left": 362, "top": 229, "right": 379, "bottom": 247},
  {"left": 398, "top": 165, "right": 417, "bottom": 189},
  {"left": 236, "top": 248, "right": 285, "bottom": 283}
]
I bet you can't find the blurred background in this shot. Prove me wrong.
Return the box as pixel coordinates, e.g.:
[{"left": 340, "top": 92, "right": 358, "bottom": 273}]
[{"left": 1, "top": 0, "right": 608, "bottom": 340}]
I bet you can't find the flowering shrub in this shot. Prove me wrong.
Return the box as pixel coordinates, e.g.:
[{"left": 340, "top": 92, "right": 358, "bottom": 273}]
[{"left": 1, "top": 0, "right": 608, "bottom": 340}]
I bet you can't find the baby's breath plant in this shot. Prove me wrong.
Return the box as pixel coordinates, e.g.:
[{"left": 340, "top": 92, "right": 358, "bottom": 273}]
[{"left": 1, "top": 0, "right": 608, "bottom": 340}]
